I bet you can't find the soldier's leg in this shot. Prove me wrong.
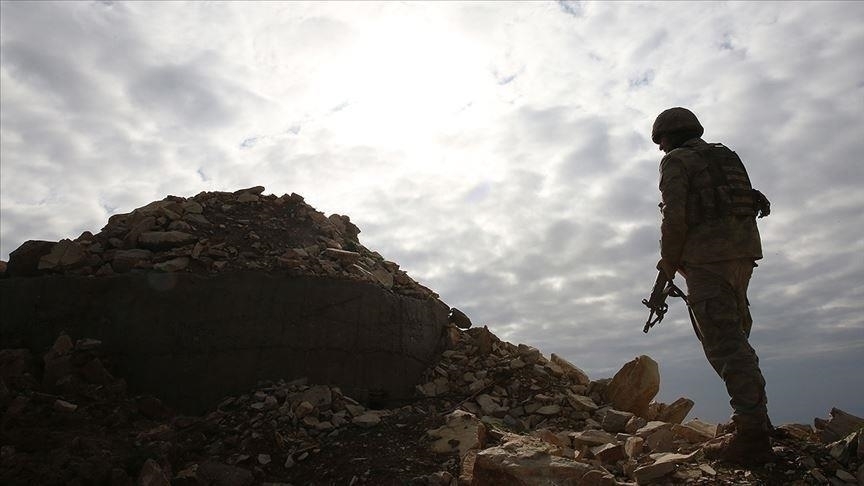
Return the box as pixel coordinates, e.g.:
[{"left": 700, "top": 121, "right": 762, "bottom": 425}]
[{"left": 685, "top": 262, "right": 769, "bottom": 432}]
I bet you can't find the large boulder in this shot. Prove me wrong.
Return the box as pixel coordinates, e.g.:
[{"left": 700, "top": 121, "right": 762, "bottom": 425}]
[
  {"left": 604, "top": 355, "right": 660, "bottom": 418},
  {"left": 5, "top": 240, "right": 56, "bottom": 277}
]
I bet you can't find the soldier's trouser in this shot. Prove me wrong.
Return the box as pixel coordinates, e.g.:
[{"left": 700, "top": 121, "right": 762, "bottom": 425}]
[{"left": 682, "top": 259, "right": 769, "bottom": 432}]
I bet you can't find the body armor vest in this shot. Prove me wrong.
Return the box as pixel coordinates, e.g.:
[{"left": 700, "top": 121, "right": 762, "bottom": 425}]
[{"left": 685, "top": 144, "right": 768, "bottom": 225}]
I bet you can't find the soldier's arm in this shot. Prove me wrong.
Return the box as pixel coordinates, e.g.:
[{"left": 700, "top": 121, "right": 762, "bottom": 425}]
[{"left": 658, "top": 153, "right": 688, "bottom": 274}]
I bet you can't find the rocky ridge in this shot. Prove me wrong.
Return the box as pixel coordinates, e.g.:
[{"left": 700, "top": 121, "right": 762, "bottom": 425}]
[
  {"left": 3, "top": 186, "right": 437, "bottom": 300},
  {"left": 2, "top": 326, "right": 861, "bottom": 485}
]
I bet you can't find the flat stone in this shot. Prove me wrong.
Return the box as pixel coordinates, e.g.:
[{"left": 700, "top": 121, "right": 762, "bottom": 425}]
[
  {"left": 476, "top": 394, "right": 507, "bottom": 417},
  {"left": 517, "top": 344, "right": 542, "bottom": 364},
  {"left": 182, "top": 201, "right": 204, "bottom": 214},
  {"left": 53, "top": 399, "right": 78, "bottom": 413},
  {"left": 352, "top": 412, "right": 382, "bottom": 428},
  {"left": 567, "top": 392, "right": 598, "bottom": 412},
  {"left": 650, "top": 450, "right": 698, "bottom": 465},
  {"left": 636, "top": 421, "right": 672, "bottom": 437},
  {"left": 138, "top": 231, "right": 197, "bottom": 250},
  {"left": 237, "top": 193, "right": 260, "bottom": 203},
  {"left": 602, "top": 409, "right": 634, "bottom": 433},
  {"left": 591, "top": 443, "right": 625, "bottom": 463},
  {"left": 235, "top": 186, "right": 266, "bottom": 195},
  {"left": 322, "top": 248, "right": 361, "bottom": 263},
  {"left": 535, "top": 405, "right": 561, "bottom": 416},
  {"left": 427, "top": 410, "right": 487, "bottom": 458},
  {"left": 473, "top": 435, "right": 614, "bottom": 486},
  {"left": 673, "top": 419, "right": 717, "bottom": 443},
  {"left": 536, "top": 429, "right": 569, "bottom": 448},
  {"left": 777, "top": 423, "right": 815, "bottom": 441},
  {"left": 344, "top": 403, "right": 365, "bottom": 417},
  {"left": 645, "top": 427, "right": 675, "bottom": 453},
  {"left": 633, "top": 461, "right": 675, "bottom": 483},
  {"left": 184, "top": 213, "right": 211, "bottom": 226},
  {"left": 657, "top": 397, "right": 694, "bottom": 424},
  {"left": 550, "top": 353, "right": 590, "bottom": 385},
  {"left": 372, "top": 268, "right": 394, "bottom": 288},
  {"left": 570, "top": 429, "right": 617, "bottom": 447},
  {"left": 169, "top": 220, "right": 194, "bottom": 232},
  {"left": 75, "top": 338, "right": 102, "bottom": 351}
]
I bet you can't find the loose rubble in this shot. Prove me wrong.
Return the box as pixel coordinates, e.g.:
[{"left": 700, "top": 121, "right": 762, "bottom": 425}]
[
  {"left": 2, "top": 326, "right": 862, "bottom": 485},
  {"left": 2, "top": 187, "right": 438, "bottom": 300}
]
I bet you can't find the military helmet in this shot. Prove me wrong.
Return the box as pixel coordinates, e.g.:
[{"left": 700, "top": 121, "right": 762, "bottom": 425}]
[{"left": 651, "top": 107, "right": 704, "bottom": 144}]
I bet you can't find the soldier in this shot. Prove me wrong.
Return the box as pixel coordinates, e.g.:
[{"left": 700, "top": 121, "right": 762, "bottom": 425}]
[{"left": 651, "top": 107, "right": 773, "bottom": 464}]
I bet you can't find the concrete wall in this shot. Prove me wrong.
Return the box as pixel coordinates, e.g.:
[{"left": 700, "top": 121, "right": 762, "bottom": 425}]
[{"left": 0, "top": 272, "right": 449, "bottom": 412}]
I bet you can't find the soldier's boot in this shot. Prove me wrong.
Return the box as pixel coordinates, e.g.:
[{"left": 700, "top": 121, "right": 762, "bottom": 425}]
[
  {"left": 704, "top": 429, "right": 773, "bottom": 465},
  {"left": 703, "top": 416, "right": 775, "bottom": 465},
  {"left": 717, "top": 417, "right": 783, "bottom": 438}
]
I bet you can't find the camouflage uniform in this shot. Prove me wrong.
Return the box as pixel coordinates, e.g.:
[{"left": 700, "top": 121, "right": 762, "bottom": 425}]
[{"left": 659, "top": 137, "right": 770, "bottom": 432}]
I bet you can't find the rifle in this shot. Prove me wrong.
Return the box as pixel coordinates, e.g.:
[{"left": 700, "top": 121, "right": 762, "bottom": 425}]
[{"left": 641, "top": 270, "right": 690, "bottom": 333}]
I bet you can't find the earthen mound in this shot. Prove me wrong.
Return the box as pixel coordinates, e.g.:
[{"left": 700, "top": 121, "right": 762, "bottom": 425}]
[{"left": 0, "top": 187, "right": 450, "bottom": 413}]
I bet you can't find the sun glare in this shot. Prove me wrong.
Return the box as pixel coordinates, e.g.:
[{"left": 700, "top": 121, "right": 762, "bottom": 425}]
[{"left": 325, "top": 15, "right": 488, "bottom": 150}]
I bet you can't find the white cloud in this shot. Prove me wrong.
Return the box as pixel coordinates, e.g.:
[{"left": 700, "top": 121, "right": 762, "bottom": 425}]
[{"left": 2, "top": 0, "right": 862, "bottom": 424}]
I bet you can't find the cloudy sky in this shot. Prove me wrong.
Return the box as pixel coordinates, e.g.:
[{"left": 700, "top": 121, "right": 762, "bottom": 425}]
[{"left": 2, "top": 1, "right": 862, "bottom": 425}]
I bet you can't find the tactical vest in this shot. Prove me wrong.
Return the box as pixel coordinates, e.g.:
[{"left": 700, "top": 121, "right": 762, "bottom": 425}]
[{"left": 685, "top": 143, "right": 767, "bottom": 225}]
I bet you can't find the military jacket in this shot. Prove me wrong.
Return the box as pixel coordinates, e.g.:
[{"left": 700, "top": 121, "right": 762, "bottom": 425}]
[{"left": 659, "top": 138, "right": 763, "bottom": 265}]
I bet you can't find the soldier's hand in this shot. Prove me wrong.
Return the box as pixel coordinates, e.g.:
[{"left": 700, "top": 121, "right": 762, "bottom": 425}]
[{"left": 656, "top": 258, "right": 679, "bottom": 280}]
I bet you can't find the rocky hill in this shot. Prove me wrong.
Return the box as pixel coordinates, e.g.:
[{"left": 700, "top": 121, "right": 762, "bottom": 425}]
[
  {"left": 0, "top": 188, "right": 449, "bottom": 413},
  {"left": 2, "top": 186, "right": 437, "bottom": 300},
  {"left": 1, "top": 188, "right": 862, "bottom": 485}
]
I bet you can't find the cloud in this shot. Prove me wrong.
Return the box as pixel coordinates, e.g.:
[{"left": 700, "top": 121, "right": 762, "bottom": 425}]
[
  {"left": 127, "top": 62, "right": 235, "bottom": 129},
  {"left": 2, "top": 1, "right": 863, "bottom": 423}
]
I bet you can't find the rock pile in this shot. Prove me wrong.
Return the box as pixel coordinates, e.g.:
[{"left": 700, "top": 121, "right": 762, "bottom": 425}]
[
  {"left": 2, "top": 187, "right": 438, "bottom": 300},
  {"left": 413, "top": 325, "right": 863, "bottom": 485},
  {"left": 0, "top": 334, "right": 437, "bottom": 485},
  {"left": 2, "top": 327, "right": 863, "bottom": 485}
]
